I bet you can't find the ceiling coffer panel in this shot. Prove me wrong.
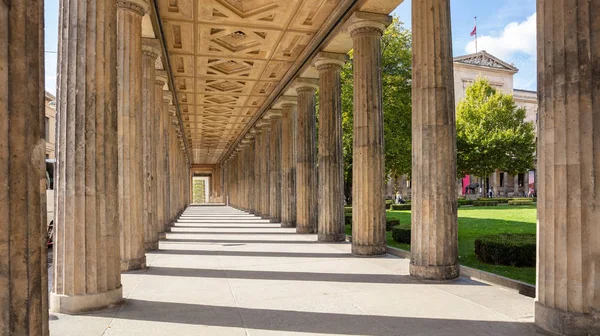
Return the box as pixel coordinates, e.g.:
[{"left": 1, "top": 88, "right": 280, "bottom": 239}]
[{"left": 158, "top": 0, "right": 343, "bottom": 164}]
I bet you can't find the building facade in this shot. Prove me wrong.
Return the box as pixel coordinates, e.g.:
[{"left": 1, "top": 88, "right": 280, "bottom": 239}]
[{"left": 44, "top": 92, "right": 56, "bottom": 159}]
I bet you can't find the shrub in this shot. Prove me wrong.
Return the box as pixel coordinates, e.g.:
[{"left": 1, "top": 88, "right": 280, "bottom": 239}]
[
  {"left": 344, "top": 207, "right": 352, "bottom": 214},
  {"left": 473, "top": 201, "right": 498, "bottom": 206},
  {"left": 344, "top": 213, "right": 352, "bottom": 226},
  {"left": 391, "top": 204, "right": 411, "bottom": 211},
  {"left": 386, "top": 219, "right": 399, "bottom": 231},
  {"left": 385, "top": 202, "right": 392, "bottom": 210},
  {"left": 474, "top": 233, "right": 536, "bottom": 267},
  {"left": 508, "top": 200, "right": 533, "bottom": 206},
  {"left": 458, "top": 199, "right": 474, "bottom": 206},
  {"left": 391, "top": 223, "right": 411, "bottom": 244}
]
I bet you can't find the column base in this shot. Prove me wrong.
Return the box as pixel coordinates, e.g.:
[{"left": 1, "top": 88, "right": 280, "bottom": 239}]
[
  {"left": 352, "top": 244, "right": 386, "bottom": 256},
  {"left": 145, "top": 241, "right": 159, "bottom": 251},
  {"left": 270, "top": 217, "right": 281, "bottom": 223},
  {"left": 158, "top": 232, "right": 166, "bottom": 240},
  {"left": 261, "top": 215, "right": 271, "bottom": 220},
  {"left": 121, "top": 256, "right": 147, "bottom": 272},
  {"left": 535, "top": 301, "right": 600, "bottom": 336},
  {"left": 296, "top": 226, "right": 317, "bottom": 234},
  {"left": 281, "top": 221, "right": 296, "bottom": 228},
  {"left": 318, "top": 233, "right": 346, "bottom": 242},
  {"left": 409, "top": 263, "right": 459, "bottom": 280},
  {"left": 50, "top": 286, "right": 123, "bottom": 314}
]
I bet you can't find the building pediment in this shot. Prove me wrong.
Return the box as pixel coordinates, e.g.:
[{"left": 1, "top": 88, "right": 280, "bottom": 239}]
[{"left": 454, "top": 51, "right": 518, "bottom": 73}]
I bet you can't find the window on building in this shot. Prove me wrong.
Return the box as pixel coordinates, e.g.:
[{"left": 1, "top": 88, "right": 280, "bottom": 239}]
[
  {"left": 499, "top": 172, "right": 505, "bottom": 187},
  {"left": 45, "top": 117, "right": 50, "bottom": 141}
]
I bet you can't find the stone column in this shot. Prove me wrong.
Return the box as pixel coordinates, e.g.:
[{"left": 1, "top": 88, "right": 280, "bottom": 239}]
[
  {"left": 524, "top": 171, "right": 529, "bottom": 197},
  {"left": 280, "top": 99, "right": 298, "bottom": 228},
  {"left": 502, "top": 172, "right": 509, "bottom": 197},
  {"left": 347, "top": 13, "right": 390, "bottom": 255},
  {"left": 142, "top": 38, "right": 159, "bottom": 251},
  {"left": 260, "top": 123, "right": 271, "bottom": 218},
  {"left": 315, "top": 53, "right": 347, "bottom": 242},
  {"left": 410, "top": 1, "right": 459, "bottom": 279},
  {"left": 535, "top": 2, "right": 600, "bottom": 334},
  {"left": 513, "top": 174, "right": 519, "bottom": 196},
  {"left": 52, "top": 0, "right": 123, "bottom": 313},
  {"left": 294, "top": 79, "right": 319, "bottom": 234},
  {"left": 0, "top": 2, "right": 48, "bottom": 332},
  {"left": 248, "top": 139, "right": 257, "bottom": 214},
  {"left": 254, "top": 130, "right": 263, "bottom": 216},
  {"left": 269, "top": 112, "right": 283, "bottom": 223},
  {"left": 117, "top": 0, "right": 147, "bottom": 270},
  {"left": 156, "top": 84, "right": 169, "bottom": 238}
]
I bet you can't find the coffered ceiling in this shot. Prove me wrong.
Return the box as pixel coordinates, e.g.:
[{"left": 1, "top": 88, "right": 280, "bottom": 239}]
[{"left": 157, "top": 0, "right": 342, "bottom": 164}]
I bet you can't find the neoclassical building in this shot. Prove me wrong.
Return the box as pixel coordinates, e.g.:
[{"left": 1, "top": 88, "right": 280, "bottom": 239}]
[
  {"left": 391, "top": 51, "right": 539, "bottom": 198},
  {"left": 1, "top": 1, "right": 598, "bottom": 335}
]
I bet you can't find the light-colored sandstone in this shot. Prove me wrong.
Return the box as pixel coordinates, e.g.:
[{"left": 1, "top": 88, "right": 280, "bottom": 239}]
[
  {"left": 269, "top": 112, "right": 283, "bottom": 223},
  {"left": 535, "top": 2, "right": 600, "bottom": 334},
  {"left": 51, "top": 0, "right": 123, "bottom": 313},
  {"left": 0, "top": 2, "right": 48, "bottom": 333},
  {"left": 294, "top": 79, "right": 319, "bottom": 234},
  {"left": 280, "top": 99, "right": 298, "bottom": 228},
  {"left": 347, "top": 13, "right": 390, "bottom": 255},
  {"left": 410, "top": 0, "right": 458, "bottom": 280}
]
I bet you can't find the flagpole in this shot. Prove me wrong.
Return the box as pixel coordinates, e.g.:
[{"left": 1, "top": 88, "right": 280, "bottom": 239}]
[{"left": 474, "top": 16, "right": 478, "bottom": 53}]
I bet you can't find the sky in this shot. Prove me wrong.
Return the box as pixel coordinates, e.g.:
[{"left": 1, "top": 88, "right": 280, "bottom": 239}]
[{"left": 43, "top": 0, "right": 537, "bottom": 95}]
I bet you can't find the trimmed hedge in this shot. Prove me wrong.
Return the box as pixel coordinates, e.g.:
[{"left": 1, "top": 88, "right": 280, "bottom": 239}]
[
  {"left": 458, "top": 199, "right": 474, "bottom": 206},
  {"left": 391, "top": 223, "right": 411, "bottom": 244},
  {"left": 474, "top": 233, "right": 536, "bottom": 267},
  {"left": 390, "top": 204, "right": 411, "bottom": 211},
  {"left": 508, "top": 200, "right": 533, "bottom": 206},
  {"left": 473, "top": 201, "right": 498, "bottom": 206},
  {"left": 386, "top": 219, "right": 399, "bottom": 232},
  {"left": 344, "top": 207, "right": 352, "bottom": 214}
]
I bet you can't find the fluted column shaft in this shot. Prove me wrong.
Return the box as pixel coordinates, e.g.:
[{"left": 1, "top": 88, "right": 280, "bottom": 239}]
[
  {"left": 157, "top": 90, "right": 169, "bottom": 236},
  {"left": 142, "top": 40, "right": 159, "bottom": 251},
  {"left": 348, "top": 15, "right": 389, "bottom": 255},
  {"left": 0, "top": 2, "right": 48, "bottom": 333},
  {"left": 410, "top": 1, "right": 458, "bottom": 279},
  {"left": 281, "top": 103, "right": 298, "bottom": 228},
  {"left": 248, "top": 141, "right": 257, "bottom": 214},
  {"left": 52, "top": 0, "right": 122, "bottom": 313},
  {"left": 535, "top": 1, "right": 600, "bottom": 335},
  {"left": 269, "top": 116, "right": 282, "bottom": 222},
  {"left": 316, "top": 56, "right": 346, "bottom": 242},
  {"left": 117, "top": 0, "right": 147, "bottom": 271},
  {"left": 295, "top": 85, "right": 318, "bottom": 234},
  {"left": 260, "top": 126, "right": 271, "bottom": 218}
]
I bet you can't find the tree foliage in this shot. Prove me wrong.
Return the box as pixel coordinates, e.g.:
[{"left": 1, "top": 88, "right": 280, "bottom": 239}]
[
  {"left": 456, "top": 78, "right": 536, "bottom": 179},
  {"left": 341, "top": 19, "right": 412, "bottom": 202}
]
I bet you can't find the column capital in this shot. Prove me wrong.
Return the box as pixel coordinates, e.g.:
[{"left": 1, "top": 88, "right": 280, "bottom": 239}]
[
  {"left": 142, "top": 38, "right": 161, "bottom": 60},
  {"left": 314, "top": 52, "right": 347, "bottom": 71},
  {"left": 293, "top": 78, "right": 319, "bottom": 93},
  {"left": 155, "top": 70, "right": 168, "bottom": 87},
  {"left": 277, "top": 95, "right": 298, "bottom": 108},
  {"left": 346, "top": 12, "right": 392, "bottom": 37},
  {"left": 162, "top": 90, "right": 173, "bottom": 104},
  {"left": 117, "top": 0, "right": 148, "bottom": 16},
  {"left": 265, "top": 109, "right": 283, "bottom": 119},
  {"left": 168, "top": 106, "right": 177, "bottom": 116}
]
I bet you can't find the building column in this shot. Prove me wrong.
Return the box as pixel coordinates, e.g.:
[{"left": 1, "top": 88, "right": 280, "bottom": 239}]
[
  {"left": 280, "top": 99, "right": 298, "bottom": 228},
  {"left": 141, "top": 38, "right": 159, "bottom": 251},
  {"left": 294, "top": 79, "right": 319, "bottom": 234},
  {"left": 253, "top": 130, "right": 263, "bottom": 216},
  {"left": 156, "top": 83, "right": 170, "bottom": 238},
  {"left": 524, "top": 171, "right": 529, "bottom": 197},
  {"left": 502, "top": 172, "right": 509, "bottom": 197},
  {"left": 52, "top": 0, "right": 123, "bottom": 313},
  {"left": 410, "top": 1, "right": 459, "bottom": 279},
  {"left": 269, "top": 112, "right": 283, "bottom": 223},
  {"left": 513, "top": 174, "right": 519, "bottom": 196},
  {"left": 347, "top": 13, "right": 390, "bottom": 255},
  {"left": 257, "top": 122, "right": 271, "bottom": 218},
  {"left": 0, "top": 2, "right": 49, "bottom": 333},
  {"left": 315, "top": 53, "right": 347, "bottom": 242},
  {"left": 536, "top": 2, "right": 600, "bottom": 335},
  {"left": 117, "top": 0, "right": 147, "bottom": 270},
  {"left": 248, "top": 138, "right": 257, "bottom": 214}
]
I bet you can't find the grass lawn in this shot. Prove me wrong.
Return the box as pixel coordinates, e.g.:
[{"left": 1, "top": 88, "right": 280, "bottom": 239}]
[{"left": 345, "top": 205, "right": 537, "bottom": 284}]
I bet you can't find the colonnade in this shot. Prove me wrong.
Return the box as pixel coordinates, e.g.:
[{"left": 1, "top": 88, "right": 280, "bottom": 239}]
[{"left": 1, "top": 0, "right": 599, "bottom": 335}]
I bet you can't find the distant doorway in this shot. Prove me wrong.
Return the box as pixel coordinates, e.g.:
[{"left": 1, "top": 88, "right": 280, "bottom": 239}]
[{"left": 192, "top": 176, "right": 210, "bottom": 203}]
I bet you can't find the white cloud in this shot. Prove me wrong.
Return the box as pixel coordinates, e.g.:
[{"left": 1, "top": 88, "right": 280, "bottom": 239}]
[{"left": 465, "top": 13, "right": 537, "bottom": 60}]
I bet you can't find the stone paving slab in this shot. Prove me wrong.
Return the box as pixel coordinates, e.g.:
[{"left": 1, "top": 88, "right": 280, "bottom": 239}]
[{"left": 49, "top": 205, "right": 545, "bottom": 336}]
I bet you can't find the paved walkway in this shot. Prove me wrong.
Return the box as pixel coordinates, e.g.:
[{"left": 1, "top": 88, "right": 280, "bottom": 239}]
[{"left": 50, "top": 205, "right": 543, "bottom": 336}]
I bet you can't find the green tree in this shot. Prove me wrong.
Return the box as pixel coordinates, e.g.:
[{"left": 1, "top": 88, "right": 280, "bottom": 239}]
[
  {"left": 341, "top": 19, "right": 412, "bottom": 202},
  {"left": 456, "top": 78, "right": 536, "bottom": 188}
]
